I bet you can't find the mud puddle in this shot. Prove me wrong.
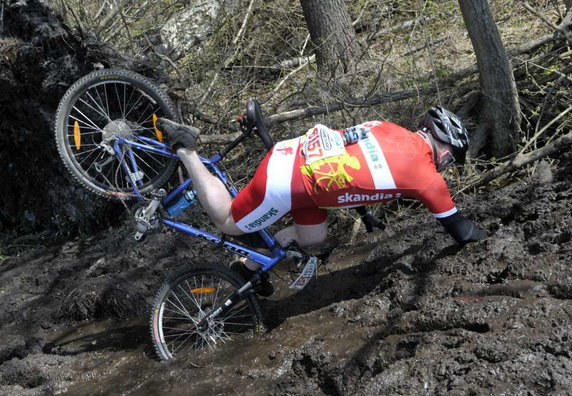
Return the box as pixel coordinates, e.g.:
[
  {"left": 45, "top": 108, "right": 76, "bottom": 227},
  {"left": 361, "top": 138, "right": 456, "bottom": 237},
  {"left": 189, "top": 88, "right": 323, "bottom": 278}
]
[{"left": 48, "top": 243, "right": 379, "bottom": 395}]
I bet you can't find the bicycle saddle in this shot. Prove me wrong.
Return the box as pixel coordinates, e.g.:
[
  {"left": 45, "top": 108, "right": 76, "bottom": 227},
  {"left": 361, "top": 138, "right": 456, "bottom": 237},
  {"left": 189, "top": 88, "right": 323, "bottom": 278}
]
[{"left": 246, "top": 99, "right": 274, "bottom": 151}]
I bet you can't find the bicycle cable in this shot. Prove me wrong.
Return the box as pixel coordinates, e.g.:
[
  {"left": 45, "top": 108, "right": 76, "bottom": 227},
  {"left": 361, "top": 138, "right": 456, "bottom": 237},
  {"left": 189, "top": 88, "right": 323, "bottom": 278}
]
[{"left": 95, "top": 145, "right": 136, "bottom": 215}]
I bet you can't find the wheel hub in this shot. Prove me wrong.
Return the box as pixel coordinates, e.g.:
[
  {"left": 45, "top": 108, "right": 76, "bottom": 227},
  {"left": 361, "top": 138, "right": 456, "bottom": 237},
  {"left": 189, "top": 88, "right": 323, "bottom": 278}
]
[{"left": 197, "top": 312, "right": 224, "bottom": 342}]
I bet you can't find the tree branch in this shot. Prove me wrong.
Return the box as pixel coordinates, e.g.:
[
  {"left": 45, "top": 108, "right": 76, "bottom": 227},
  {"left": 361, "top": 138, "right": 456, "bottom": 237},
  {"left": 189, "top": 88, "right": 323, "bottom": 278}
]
[
  {"left": 198, "top": 132, "right": 242, "bottom": 144},
  {"left": 464, "top": 131, "right": 572, "bottom": 190},
  {"left": 523, "top": 2, "right": 572, "bottom": 43},
  {"left": 59, "top": 0, "right": 85, "bottom": 37},
  {"left": 401, "top": 35, "right": 448, "bottom": 56},
  {"left": 519, "top": 105, "right": 572, "bottom": 153},
  {"left": 266, "top": 87, "right": 436, "bottom": 126},
  {"left": 95, "top": 0, "right": 133, "bottom": 36},
  {"left": 186, "top": 27, "right": 570, "bottom": 145},
  {"left": 366, "top": 11, "right": 455, "bottom": 42},
  {"left": 271, "top": 11, "right": 454, "bottom": 69},
  {"left": 523, "top": 1, "right": 561, "bottom": 31},
  {"left": 224, "top": 0, "right": 256, "bottom": 68}
]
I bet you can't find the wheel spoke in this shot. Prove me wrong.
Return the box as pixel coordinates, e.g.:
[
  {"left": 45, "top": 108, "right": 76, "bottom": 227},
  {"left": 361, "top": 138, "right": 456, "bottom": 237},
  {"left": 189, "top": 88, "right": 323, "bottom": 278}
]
[
  {"left": 113, "top": 83, "right": 124, "bottom": 117},
  {"left": 69, "top": 111, "right": 103, "bottom": 132},
  {"left": 74, "top": 148, "right": 103, "bottom": 171},
  {"left": 123, "top": 90, "right": 147, "bottom": 121},
  {"left": 66, "top": 124, "right": 100, "bottom": 133},
  {"left": 166, "top": 292, "right": 195, "bottom": 319},
  {"left": 130, "top": 150, "right": 162, "bottom": 179},
  {"left": 57, "top": 71, "right": 177, "bottom": 197},
  {"left": 79, "top": 92, "right": 112, "bottom": 123},
  {"left": 136, "top": 104, "right": 162, "bottom": 127},
  {"left": 180, "top": 280, "right": 206, "bottom": 314}
]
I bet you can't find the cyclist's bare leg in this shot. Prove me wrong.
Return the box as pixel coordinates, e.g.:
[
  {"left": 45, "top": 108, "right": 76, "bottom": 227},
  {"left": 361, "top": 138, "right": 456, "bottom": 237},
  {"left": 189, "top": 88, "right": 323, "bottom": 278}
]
[
  {"left": 177, "top": 148, "right": 243, "bottom": 235},
  {"left": 178, "top": 147, "right": 327, "bottom": 257},
  {"left": 241, "top": 222, "right": 327, "bottom": 271},
  {"left": 276, "top": 221, "right": 328, "bottom": 248}
]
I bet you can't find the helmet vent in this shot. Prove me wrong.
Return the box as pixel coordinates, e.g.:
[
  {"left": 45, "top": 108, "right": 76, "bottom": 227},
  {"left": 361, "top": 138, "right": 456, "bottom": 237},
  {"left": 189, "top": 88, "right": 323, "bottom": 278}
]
[{"left": 419, "top": 106, "right": 469, "bottom": 164}]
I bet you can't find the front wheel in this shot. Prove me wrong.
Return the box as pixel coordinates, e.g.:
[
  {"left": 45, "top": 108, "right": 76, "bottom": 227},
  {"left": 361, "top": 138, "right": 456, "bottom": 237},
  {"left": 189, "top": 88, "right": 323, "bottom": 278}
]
[{"left": 150, "top": 263, "right": 263, "bottom": 361}]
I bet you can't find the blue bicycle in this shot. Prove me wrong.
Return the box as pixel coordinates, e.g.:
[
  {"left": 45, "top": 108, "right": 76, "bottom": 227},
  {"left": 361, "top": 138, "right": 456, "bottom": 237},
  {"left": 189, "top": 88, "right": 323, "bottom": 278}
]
[{"left": 54, "top": 69, "right": 317, "bottom": 361}]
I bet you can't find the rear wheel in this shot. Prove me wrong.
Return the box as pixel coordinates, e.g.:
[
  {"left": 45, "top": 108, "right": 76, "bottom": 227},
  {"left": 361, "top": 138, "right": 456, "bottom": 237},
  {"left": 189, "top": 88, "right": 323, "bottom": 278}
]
[
  {"left": 150, "top": 263, "right": 263, "bottom": 361},
  {"left": 54, "top": 69, "right": 179, "bottom": 200}
]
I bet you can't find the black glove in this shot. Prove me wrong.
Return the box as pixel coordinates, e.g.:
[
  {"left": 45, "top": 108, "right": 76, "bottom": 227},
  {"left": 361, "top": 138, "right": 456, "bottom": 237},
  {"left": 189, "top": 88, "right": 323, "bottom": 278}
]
[
  {"left": 355, "top": 206, "right": 386, "bottom": 233},
  {"left": 156, "top": 118, "right": 200, "bottom": 150},
  {"left": 437, "top": 212, "right": 487, "bottom": 245}
]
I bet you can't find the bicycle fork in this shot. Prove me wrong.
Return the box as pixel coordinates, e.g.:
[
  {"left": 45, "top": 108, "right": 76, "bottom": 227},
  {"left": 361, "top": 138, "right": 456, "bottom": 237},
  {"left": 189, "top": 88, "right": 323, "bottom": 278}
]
[{"left": 196, "top": 274, "right": 263, "bottom": 331}]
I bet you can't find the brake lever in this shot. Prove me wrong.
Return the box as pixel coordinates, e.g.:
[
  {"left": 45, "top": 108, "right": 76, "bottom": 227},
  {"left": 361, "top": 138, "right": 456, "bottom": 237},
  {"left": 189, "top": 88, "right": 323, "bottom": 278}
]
[{"left": 237, "top": 115, "right": 252, "bottom": 135}]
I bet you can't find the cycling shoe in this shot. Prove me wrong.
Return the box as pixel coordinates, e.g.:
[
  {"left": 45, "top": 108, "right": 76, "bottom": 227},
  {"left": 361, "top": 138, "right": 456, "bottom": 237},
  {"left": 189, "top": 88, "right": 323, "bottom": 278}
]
[
  {"left": 156, "top": 118, "right": 200, "bottom": 150},
  {"left": 230, "top": 261, "right": 274, "bottom": 297}
]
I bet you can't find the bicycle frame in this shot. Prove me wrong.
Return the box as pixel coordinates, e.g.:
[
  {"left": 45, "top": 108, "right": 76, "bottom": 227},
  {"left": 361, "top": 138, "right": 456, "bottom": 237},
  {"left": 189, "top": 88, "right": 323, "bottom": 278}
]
[{"left": 113, "top": 135, "right": 287, "bottom": 273}]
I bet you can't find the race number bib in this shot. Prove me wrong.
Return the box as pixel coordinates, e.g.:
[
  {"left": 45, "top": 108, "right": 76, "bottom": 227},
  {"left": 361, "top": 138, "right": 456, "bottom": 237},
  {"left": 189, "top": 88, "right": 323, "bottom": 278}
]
[{"left": 301, "top": 124, "right": 346, "bottom": 164}]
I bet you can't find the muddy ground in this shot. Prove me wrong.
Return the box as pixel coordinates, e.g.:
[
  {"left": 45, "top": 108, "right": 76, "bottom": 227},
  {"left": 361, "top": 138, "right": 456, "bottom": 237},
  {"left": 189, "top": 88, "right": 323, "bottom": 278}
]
[
  {"left": 1, "top": 1, "right": 571, "bottom": 394},
  {"left": 0, "top": 151, "right": 570, "bottom": 395}
]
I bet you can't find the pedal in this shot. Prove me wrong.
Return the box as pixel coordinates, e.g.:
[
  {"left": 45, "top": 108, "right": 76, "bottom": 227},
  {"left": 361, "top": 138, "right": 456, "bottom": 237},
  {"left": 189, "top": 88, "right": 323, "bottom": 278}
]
[
  {"left": 289, "top": 256, "right": 318, "bottom": 290},
  {"left": 133, "top": 189, "right": 165, "bottom": 241}
]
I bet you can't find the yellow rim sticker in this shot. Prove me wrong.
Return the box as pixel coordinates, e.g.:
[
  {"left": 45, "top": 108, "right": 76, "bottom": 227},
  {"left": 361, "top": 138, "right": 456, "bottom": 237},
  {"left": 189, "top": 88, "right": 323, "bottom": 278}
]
[
  {"left": 153, "top": 114, "right": 163, "bottom": 142},
  {"left": 73, "top": 121, "right": 81, "bottom": 150},
  {"left": 191, "top": 287, "right": 216, "bottom": 294}
]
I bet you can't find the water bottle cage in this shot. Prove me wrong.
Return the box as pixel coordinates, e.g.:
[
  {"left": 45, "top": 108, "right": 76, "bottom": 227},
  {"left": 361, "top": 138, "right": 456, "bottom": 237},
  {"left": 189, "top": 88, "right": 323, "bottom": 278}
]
[{"left": 166, "top": 190, "right": 197, "bottom": 217}]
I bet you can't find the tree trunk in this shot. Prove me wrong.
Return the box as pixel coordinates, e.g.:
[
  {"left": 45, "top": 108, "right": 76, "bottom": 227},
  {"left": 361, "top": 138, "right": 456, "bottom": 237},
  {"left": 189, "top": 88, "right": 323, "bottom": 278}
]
[
  {"left": 300, "top": 0, "right": 360, "bottom": 77},
  {"left": 458, "top": 0, "right": 521, "bottom": 158}
]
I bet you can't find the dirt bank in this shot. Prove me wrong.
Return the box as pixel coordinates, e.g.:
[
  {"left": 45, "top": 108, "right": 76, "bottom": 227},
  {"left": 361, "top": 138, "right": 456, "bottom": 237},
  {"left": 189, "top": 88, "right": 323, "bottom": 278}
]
[
  {"left": 0, "top": 151, "right": 570, "bottom": 395},
  {"left": 0, "top": 0, "right": 168, "bottom": 236}
]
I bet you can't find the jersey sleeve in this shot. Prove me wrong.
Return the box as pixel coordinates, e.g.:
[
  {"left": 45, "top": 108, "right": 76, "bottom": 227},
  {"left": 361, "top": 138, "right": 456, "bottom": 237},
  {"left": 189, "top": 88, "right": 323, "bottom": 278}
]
[{"left": 413, "top": 173, "right": 457, "bottom": 218}]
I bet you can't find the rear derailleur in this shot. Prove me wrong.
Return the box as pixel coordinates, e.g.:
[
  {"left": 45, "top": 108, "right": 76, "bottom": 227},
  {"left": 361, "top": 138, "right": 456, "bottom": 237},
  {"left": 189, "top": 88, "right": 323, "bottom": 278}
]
[{"left": 133, "top": 189, "right": 166, "bottom": 241}]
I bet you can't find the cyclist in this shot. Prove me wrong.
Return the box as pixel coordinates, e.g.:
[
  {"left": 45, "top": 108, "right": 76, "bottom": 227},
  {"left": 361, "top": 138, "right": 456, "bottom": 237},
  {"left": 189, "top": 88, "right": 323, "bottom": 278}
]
[{"left": 157, "top": 106, "right": 486, "bottom": 295}]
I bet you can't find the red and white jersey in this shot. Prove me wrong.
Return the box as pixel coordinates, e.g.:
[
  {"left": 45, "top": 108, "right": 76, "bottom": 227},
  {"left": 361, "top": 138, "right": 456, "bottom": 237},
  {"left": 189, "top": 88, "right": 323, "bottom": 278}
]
[
  {"left": 231, "top": 136, "right": 325, "bottom": 232},
  {"left": 231, "top": 121, "right": 456, "bottom": 233},
  {"left": 300, "top": 121, "right": 457, "bottom": 216}
]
